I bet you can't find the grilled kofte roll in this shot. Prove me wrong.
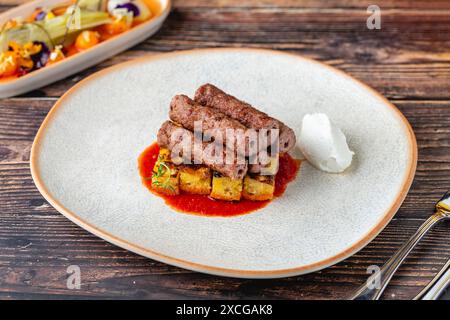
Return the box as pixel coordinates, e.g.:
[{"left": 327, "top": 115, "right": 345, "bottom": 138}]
[
  {"left": 169, "top": 95, "right": 255, "bottom": 157},
  {"left": 194, "top": 83, "right": 296, "bottom": 153},
  {"left": 195, "top": 84, "right": 279, "bottom": 131},
  {"left": 157, "top": 121, "right": 248, "bottom": 180}
]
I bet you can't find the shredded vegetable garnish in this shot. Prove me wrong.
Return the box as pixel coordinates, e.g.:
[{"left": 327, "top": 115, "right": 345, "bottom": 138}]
[
  {"left": 0, "top": 0, "right": 153, "bottom": 79},
  {"left": 150, "top": 156, "right": 176, "bottom": 192}
]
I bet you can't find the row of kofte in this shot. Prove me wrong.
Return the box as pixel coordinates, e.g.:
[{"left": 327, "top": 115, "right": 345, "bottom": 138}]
[{"left": 152, "top": 84, "right": 297, "bottom": 201}]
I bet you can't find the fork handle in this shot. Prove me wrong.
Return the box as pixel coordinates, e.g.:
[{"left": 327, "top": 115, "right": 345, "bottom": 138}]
[
  {"left": 413, "top": 259, "right": 450, "bottom": 300},
  {"left": 350, "top": 211, "right": 449, "bottom": 300}
]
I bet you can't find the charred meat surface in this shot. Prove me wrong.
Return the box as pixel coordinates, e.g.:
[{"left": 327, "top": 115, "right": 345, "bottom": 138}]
[
  {"left": 147, "top": 85, "right": 298, "bottom": 202},
  {"left": 169, "top": 94, "right": 253, "bottom": 156},
  {"left": 157, "top": 121, "right": 248, "bottom": 180},
  {"left": 194, "top": 83, "right": 296, "bottom": 153}
]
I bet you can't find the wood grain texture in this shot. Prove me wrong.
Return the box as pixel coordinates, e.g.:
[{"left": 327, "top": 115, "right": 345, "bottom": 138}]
[
  {"left": 2, "top": 4, "right": 450, "bottom": 99},
  {"left": 3, "top": 0, "right": 450, "bottom": 9},
  {"left": 0, "top": 0, "right": 450, "bottom": 300}
]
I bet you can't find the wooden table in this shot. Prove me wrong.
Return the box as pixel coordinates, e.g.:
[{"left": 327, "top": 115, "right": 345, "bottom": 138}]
[{"left": 1, "top": 0, "right": 450, "bottom": 300}]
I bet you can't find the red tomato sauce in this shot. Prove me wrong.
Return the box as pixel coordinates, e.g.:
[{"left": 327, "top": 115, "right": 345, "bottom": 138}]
[{"left": 138, "top": 142, "right": 301, "bottom": 217}]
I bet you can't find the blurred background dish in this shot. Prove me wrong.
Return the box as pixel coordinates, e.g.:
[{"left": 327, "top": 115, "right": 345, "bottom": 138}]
[{"left": 0, "top": 0, "right": 170, "bottom": 98}]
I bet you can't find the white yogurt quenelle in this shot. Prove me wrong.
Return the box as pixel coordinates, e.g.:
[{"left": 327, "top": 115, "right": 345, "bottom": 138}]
[{"left": 299, "top": 113, "right": 354, "bottom": 173}]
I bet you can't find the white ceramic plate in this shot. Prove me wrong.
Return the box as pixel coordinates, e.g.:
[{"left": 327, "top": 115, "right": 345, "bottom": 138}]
[
  {"left": 0, "top": 0, "right": 170, "bottom": 98},
  {"left": 31, "top": 49, "right": 417, "bottom": 278}
]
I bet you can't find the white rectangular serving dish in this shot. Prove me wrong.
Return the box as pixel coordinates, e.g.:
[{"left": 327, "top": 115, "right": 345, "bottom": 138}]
[{"left": 0, "top": 0, "right": 171, "bottom": 98}]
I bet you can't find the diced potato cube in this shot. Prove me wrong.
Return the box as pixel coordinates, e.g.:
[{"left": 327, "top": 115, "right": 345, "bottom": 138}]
[
  {"left": 153, "top": 148, "right": 172, "bottom": 172},
  {"left": 151, "top": 163, "right": 179, "bottom": 195},
  {"left": 179, "top": 165, "right": 212, "bottom": 195},
  {"left": 259, "top": 155, "right": 279, "bottom": 176},
  {"left": 242, "top": 174, "right": 275, "bottom": 201},
  {"left": 151, "top": 148, "right": 179, "bottom": 195},
  {"left": 210, "top": 172, "right": 243, "bottom": 201}
]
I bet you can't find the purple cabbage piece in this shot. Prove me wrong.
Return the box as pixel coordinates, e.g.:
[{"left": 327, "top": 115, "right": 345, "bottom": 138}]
[
  {"left": 31, "top": 42, "right": 50, "bottom": 70},
  {"left": 35, "top": 10, "right": 47, "bottom": 21},
  {"left": 115, "top": 3, "right": 140, "bottom": 16}
]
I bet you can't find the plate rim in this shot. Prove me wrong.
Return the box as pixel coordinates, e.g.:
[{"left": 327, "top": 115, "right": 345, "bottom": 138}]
[{"left": 30, "top": 48, "right": 418, "bottom": 278}]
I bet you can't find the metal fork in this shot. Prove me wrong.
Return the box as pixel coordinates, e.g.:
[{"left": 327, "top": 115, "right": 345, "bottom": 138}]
[
  {"left": 414, "top": 259, "right": 450, "bottom": 300},
  {"left": 350, "top": 190, "right": 450, "bottom": 300}
]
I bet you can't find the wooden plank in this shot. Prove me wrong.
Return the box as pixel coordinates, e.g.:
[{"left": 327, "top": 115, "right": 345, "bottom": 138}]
[
  {"left": 0, "top": 217, "right": 448, "bottom": 299},
  {"left": 2, "top": 0, "right": 450, "bottom": 10},
  {"left": 0, "top": 98, "right": 449, "bottom": 299},
  {"left": 0, "top": 7, "right": 447, "bottom": 99},
  {"left": 0, "top": 0, "right": 449, "bottom": 300}
]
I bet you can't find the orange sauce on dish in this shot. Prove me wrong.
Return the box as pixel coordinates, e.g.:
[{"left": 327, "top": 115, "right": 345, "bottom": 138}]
[
  {"left": 142, "top": 0, "right": 163, "bottom": 18},
  {"left": 0, "top": 75, "right": 18, "bottom": 82},
  {"left": 138, "top": 142, "right": 301, "bottom": 217},
  {"left": 65, "top": 44, "right": 80, "bottom": 57},
  {"left": 96, "top": 0, "right": 162, "bottom": 41}
]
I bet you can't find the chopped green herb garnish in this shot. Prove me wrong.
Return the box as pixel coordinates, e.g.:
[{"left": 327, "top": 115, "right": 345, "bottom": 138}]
[{"left": 150, "top": 156, "right": 175, "bottom": 192}]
